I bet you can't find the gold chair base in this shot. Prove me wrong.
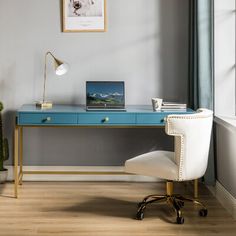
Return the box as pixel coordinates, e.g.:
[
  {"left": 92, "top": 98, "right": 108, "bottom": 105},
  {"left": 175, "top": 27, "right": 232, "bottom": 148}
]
[{"left": 136, "top": 181, "right": 207, "bottom": 224}]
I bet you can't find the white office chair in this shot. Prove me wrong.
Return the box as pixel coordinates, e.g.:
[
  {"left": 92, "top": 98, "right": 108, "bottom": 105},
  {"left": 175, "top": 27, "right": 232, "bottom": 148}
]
[{"left": 125, "top": 108, "right": 213, "bottom": 224}]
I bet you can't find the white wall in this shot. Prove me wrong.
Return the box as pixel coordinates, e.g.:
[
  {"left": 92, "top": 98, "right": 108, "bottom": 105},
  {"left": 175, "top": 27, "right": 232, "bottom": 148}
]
[
  {"left": 214, "top": 0, "right": 235, "bottom": 116},
  {"left": 0, "top": 0, "right": 189, "bottom": 166},
  {"left": 214, "top": 0, "right": 236, "bottom": 198}
]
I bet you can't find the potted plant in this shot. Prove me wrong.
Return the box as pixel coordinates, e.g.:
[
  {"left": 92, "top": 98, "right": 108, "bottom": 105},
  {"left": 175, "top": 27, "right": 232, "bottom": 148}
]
[{"left": 0, "top": 102, "right": 9, "bottom": 183}]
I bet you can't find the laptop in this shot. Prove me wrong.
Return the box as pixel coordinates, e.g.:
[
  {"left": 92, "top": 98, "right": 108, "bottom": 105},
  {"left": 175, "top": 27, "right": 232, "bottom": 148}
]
[{"left": 86, "top": 81, "right": 126, "bottom": 111}]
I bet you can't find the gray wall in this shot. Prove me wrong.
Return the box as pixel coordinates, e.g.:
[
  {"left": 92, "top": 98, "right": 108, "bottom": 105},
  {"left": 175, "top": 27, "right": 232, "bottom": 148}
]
[
  {"left": 215, "top": 121, "right": 236, "bottom": 198},
  {"left": 0, "top": 0, "right": 189, "bottom": 166}
]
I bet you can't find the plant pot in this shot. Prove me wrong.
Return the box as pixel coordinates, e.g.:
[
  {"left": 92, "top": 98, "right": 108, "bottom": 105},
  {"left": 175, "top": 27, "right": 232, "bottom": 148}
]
[{"left": 0, "top": 168, "right": 8, "bottom": 183}]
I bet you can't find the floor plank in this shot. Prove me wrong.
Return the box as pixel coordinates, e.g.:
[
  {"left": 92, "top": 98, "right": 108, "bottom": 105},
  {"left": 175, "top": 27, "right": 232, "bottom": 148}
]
[{"left": 0, "top": 182, "right": 235, "bottom": 236}]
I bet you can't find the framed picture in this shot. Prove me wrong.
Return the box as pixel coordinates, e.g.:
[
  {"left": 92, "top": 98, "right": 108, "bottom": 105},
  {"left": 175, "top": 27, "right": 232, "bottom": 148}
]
[{"left": 63, "top": 0, "right": 106, "bottom": 32}]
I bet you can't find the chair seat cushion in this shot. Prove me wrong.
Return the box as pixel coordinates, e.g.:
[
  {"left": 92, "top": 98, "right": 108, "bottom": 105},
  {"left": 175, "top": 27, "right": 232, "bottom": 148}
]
[{"left": 125, "top": 151, "right": 178, "bottom": 181}]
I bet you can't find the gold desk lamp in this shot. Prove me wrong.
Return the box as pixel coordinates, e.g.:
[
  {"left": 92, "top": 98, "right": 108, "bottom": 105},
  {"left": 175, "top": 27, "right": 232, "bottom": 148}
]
[{"left": 36, "top": 51, "right": 69, "bottom": 109}]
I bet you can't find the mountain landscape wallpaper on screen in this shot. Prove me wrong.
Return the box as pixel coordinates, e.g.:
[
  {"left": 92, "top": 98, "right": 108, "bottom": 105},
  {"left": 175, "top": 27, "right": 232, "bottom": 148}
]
[{"left": 86, "top": 82, "right": 124, "bottom": 106}]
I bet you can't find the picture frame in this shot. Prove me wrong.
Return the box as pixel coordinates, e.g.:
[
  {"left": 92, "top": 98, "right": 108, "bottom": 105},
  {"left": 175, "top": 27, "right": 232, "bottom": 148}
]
[{"left": 63, "top": 0, "right": 107, "bottom": 32}]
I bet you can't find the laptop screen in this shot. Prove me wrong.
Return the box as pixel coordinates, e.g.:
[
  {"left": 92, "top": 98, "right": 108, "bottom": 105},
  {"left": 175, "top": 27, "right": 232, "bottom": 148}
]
[{"left": 86, "top": 81, "right": 125, "bottom": 109}]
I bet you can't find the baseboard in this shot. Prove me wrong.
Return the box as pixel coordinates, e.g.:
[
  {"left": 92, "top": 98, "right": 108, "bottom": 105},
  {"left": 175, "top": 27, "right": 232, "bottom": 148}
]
[
  {"left": 208, "top": 181, "right": 236, "bottom": 220},
  {"left": 5, "top": 166, "right": 161, "bottom": 182}
]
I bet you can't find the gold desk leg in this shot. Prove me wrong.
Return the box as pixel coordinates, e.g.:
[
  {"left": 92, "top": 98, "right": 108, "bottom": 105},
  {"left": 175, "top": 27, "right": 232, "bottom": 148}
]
[
  {"left": 194, "top": 179, "right": 198, "bottom": 198},
  {"left": 14, "top": 126, "right": 19, "bottom": 198},
  {"left": 19, "top": 127, "right": 23, "bottom": 185}
]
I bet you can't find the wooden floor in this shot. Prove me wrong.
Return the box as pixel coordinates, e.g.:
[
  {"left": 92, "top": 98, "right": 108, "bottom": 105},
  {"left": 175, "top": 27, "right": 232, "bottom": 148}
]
[{"left": 0, "top": 182, "right": 235, "bottom": 236}]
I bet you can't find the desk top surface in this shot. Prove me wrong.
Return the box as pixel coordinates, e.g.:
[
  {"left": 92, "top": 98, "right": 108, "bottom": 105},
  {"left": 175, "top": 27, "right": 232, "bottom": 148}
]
[{"left": 18, "top": 104, "right": 193, "bottom": 114}]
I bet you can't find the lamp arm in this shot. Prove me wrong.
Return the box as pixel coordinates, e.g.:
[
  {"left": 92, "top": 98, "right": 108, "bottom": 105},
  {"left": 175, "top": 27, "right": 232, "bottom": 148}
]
[
  {"left": 46, "top": 51, "right": 57, "bottom": 60},
  {"left": 42, "top": 51, "right": 56, "bottom": 103}
]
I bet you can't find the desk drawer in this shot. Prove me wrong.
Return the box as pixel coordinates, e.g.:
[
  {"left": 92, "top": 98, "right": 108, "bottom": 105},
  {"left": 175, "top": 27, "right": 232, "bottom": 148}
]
[
  {"left": 136, "top": 114, "right": 166, "bottom": 125},
  {"left": 78, "top": 113, "right": 136, "bottom": 125},
  {"left": 19, "top": 113, "right": 77, "bottom": 125}
]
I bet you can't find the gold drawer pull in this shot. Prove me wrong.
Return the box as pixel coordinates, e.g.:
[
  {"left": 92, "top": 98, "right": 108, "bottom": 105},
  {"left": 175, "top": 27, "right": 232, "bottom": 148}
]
[
  {"left": 103, "top": 117, "right": 109, "bottom": 122},
  {"left": 42, "top": 117, "right": 51, "bottom": 122}
]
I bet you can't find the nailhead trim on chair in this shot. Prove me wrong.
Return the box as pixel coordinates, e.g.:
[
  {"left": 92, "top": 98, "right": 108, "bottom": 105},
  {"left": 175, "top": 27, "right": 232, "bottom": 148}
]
[
  {"left": 166, "top": 110, "right": 213, "bottom": 181},
  {"left": 165, "top": 127, "right": 184, "bottom": 181}
]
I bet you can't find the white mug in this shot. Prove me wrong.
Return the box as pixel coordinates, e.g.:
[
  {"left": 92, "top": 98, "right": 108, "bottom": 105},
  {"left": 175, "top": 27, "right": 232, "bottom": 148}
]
[{"left": 151, "top": 98, "right": 163, "bottom": 111}]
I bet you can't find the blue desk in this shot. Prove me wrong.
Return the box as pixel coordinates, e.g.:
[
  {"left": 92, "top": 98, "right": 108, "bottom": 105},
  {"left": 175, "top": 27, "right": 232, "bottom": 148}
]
[{"left": 14, "top": 105, "right": 194, "bottom": 198}]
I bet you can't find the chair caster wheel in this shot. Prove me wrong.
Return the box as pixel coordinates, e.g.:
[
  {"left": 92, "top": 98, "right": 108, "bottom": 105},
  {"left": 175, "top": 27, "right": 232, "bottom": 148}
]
[
  {"left": 176, "top": 216, "right": 184, "bottom": 224},
  {"left": 199, "top": 209, "right": 208, "bottom": 217},
  {"left": 136, "top": 211, "right": 144, "bottom": 220}
]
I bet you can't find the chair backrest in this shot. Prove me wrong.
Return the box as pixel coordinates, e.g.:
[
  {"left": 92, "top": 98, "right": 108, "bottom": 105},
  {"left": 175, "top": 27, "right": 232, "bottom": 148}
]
[{"left": 165, "top": 108, "right": 213, "bottom": 181}]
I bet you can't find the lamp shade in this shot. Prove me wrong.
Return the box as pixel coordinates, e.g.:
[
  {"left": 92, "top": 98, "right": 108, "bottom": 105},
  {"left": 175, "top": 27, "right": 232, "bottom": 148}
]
[{"left": 54, "top": 58, "right": 69, "bottom": 76}]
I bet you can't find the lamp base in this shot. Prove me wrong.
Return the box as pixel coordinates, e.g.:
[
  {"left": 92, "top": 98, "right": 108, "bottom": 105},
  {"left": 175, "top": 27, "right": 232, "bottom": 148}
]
[{"left": 36, "top": 101, "right": 53, "bottom": 109}]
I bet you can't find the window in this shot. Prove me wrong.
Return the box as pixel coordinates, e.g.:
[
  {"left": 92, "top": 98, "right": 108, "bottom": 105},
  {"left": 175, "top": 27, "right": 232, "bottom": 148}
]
[{"left": 214, "top": 0, "right": 235, "bottom": 117}]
